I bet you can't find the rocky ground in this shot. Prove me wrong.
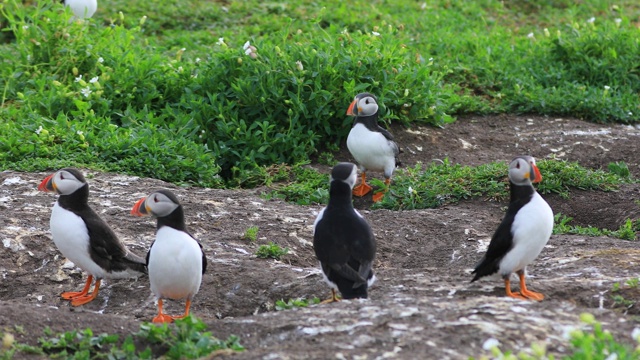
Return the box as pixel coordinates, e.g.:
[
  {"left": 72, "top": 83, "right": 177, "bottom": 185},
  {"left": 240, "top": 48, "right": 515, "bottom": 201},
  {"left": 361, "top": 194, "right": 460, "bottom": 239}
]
[{"left": 1, "top": 115, "right": 640, "bottom": 359}]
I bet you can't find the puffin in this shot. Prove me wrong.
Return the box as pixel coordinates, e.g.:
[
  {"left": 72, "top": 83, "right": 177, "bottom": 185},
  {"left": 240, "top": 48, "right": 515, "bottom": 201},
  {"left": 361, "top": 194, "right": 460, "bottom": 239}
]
[
  {"left": 346, "top": 92, "right": 400, "bottom": 202},
  {"left": 38, "top": 168, "right": 147, "bottom": 306},
  {"left": 471, "top": 156, "right": 554, "bottom": 300},
  {"left": 313, "top": 162, "right": 376, "bottom": 303},
  {"left": 130, "top": 189, "right": 207, "bottom": 323},
  {"left": 62, "top": 0, "right": 98, "bottom": 19}
]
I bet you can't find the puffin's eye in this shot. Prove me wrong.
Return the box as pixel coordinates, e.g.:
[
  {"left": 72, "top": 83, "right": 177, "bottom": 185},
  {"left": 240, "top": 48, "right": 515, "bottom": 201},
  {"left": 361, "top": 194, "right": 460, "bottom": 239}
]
[
  {"left": 516, "top": 162, "right": 520, "bottom": 169},
  {"left": 60, "top": 173, "right": 65, "bottom": 180},
  {"left": 153, "top": 196, "right": 159, "bottom": 203}
]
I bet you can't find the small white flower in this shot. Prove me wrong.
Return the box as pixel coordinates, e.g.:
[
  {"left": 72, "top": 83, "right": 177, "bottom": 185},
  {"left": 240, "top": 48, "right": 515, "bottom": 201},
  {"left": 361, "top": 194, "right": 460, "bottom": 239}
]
[
  {"left": 629, "top": 111, "right": 633, "bottom": 116},
  {"left": 604, "top": 354, "right": 618, "bottom": 360},
  {"left": 295, "top": 60, "right": 303, "bottom": 71},
  {"left": 615, "top": 18, "right": 622, "bottom": 25},
  {"left": 527, "top": 32, "right": 535, "bottom": 39},
  {"left": 372, "top": 31, "right": 380, "bottom": 36},
  {"left": 216, "top": 37, "right": 225, "bottom": 46},
  {"left": 22, "top": 25, "right": 29, "bottom": 30},
  {"left": 35, "top": 126, "right": 43, "bottom": 135},
  {"left": 408, "top": 186, "right": 413, "bottom": 194},
  {"left": 89, "top": 76, "right": 99, "bottom": 83},
  {"left": 76, "top": 130, "right": 84, "bottom": 136},
  {"left": 181, "top": 47, "right": 186, "bottom": 52},
  {"left": 74, "top": 75, "right": 83, "bottom": 82},
  {"left": 245, "top": 48, "right": 253, "bottom": 55},
  {"left": 177, "top": 66, "right": 183, "bottom": 72},
  {"left": 604, "top": 85, "right": 610, "bottom": 90},
  {"left": 98, "top": 57, "right": 104, "bottom": 63},
  {"left": 631, "top": 327, "right": 640, "bottom": 341},
  {"left": 482, "top": 338, "right": 500, "bottom": 350},
  {"left": 420, "top": 2, "right": 426, "bottom": 10},
  {"left": 195, "top": 57, "right": 201, "bottom": 63},
  {"left": 588, "top": 17, "right": 595, "bottom": 23},
  {"left": 80, "top": 87, "right": 92, "bottom": 98},
  {"left": 243, "top": 41, "right": 251, "bottom": 50}
]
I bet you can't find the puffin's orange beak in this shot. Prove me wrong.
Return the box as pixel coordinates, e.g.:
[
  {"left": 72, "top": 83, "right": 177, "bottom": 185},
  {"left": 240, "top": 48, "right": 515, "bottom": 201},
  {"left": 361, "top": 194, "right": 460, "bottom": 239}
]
[
  {"left": 131, "top": 197, "right": 149, "bottom": 216},
  {"left": 531, "top": 164, "right": 543, "bottom": 183},
  {"left": 38, "top": 174, "right": 56, "bottom": 192},
  {"left": 346, "top": 99, "right": 357, "bottom": 116}
]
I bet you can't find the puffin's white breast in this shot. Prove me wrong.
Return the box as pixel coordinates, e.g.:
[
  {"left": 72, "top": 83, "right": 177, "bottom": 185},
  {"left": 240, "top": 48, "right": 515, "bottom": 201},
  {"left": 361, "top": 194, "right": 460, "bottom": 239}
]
[
  {"left": 499, "top": 192, "right": 554, "bottom": 275},
  {"left": 347, "top": 123, "right": 396, "bottom": 177},
  {"left": 148, "top": 226, "right": 203, "bottom": 300},
  {"left": 65, "top": 0, "right": 97, "bottom": 19},
  {"left": 50, "top": 202, "right": 108, "bottom": 278}
]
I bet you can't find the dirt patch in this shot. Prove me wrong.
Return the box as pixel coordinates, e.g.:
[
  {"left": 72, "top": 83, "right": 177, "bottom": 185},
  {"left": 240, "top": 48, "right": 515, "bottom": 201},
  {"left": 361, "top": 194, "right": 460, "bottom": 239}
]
[{"left": 1, "top": 115, "right": 640, "bottom": 359}]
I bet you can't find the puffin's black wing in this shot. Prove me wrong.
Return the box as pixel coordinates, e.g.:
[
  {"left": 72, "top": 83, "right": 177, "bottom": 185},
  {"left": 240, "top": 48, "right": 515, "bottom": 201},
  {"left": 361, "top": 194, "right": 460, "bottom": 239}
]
[
  {"left": 78, "top": 208, "right": 139, "bottom": 272},
  {"left": 198, "top": 241, "right": 207, "bottom": 274},
  {"left": 471, "top": 211, "right": 515, "bottom": 282}
]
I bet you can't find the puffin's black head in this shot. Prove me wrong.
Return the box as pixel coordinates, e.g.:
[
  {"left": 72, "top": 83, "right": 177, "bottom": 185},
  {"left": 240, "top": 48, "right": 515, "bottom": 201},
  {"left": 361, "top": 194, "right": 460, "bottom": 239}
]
[
  {"left": 346, "top": 93, "right": 379, "bottom": 117},
  {"left": 38, "top": 168, "right": 88, "bottom": 195},
  {"left": 131, "top": 189, "right": 182, "bottom": 218},
  {"left": 331, "top": 162, "right": 359, "bottom": 190},
  {"left": 508, "top": 156, "right": 542, "bottom": 186}
]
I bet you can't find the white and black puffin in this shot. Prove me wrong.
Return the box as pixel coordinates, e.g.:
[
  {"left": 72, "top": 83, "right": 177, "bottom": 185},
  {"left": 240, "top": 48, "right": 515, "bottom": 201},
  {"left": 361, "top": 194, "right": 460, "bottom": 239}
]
[
  {"left": 130, "top": 189, "right": 206, "bottom": 323},
  {"left": 346, "top": 92, "right": 400, "bottom": 202},
  {"left": 471, "top": 156, "right": 554, "bottom": 300},
  {"left": 38, "top": 168, "right": 147, "bottom": 306},
  {"left": 61, "top": 0, "right": 98, "bottom": 19},
  {"left": 313, "top": 162, "right": 376, "bottom": 303}
]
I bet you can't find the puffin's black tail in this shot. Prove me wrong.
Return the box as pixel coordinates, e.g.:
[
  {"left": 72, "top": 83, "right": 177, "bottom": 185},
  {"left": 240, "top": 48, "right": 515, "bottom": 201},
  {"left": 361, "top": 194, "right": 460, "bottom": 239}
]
[
  {"left": 470, "top": 256, "right": 499, "bottom": 283},
  {"left": 336, "top": 270, "right": 374, "bottom": 299}
]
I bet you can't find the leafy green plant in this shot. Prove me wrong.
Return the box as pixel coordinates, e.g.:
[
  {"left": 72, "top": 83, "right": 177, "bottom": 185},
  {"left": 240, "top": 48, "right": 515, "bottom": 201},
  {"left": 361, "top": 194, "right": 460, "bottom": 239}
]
[
  {"left": 275, "top": 297, "right": 321, "bottom": 311},
  {"left": 243, "top": 226, "right": 259, "bottom": 241},
  {"left": 256, "top": 242, "right": 289, "bottom": 260},
  {"left": 553, "top": 213, "right": 637, "bottom": 241},
  {"left": 1, "top": 317, "right": 243, "bottom": 359}
]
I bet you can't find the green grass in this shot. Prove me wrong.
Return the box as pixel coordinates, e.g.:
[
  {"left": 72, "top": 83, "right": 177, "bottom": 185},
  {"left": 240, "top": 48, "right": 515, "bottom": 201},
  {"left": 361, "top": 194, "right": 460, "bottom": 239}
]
[
  {"left": 553, "top": 213, "right": 639, "bottom": 241},
  {"left": 475, "top": 313, "right": 640, "bottom": 360},
  {"left": 265, "top": 159, "right": 634, "bottom": 210},
  {"left": 0, "top": 316, "right": 243, "bottom": 359},
  {"left": 1, "top": 0, "right": 640, "bottom": 185},
  {"left": 275, "top": 297, "right": 321, "bottom": 311},
  {"left": 255, "top": 242, "right": 289, "bottom": 260},
  {"left": 243, "top": 226, "right": 259, "bottom": 241}
]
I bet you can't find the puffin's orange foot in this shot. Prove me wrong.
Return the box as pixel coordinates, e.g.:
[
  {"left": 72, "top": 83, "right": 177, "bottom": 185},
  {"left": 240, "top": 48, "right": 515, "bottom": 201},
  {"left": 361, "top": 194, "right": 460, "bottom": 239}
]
[
  {"left": 320, "top": 290, "right": 341, "bottom": 304},
  {"left": 352, "top": 183, "right": 372, "bottom": 197},
  {"left": 519, "top": 289, "right": 545, "bottom": 301},
  {"left": 70, "top": 294, "right": 97, "bottom": 306},
  {"left": 152, "top": 314, "right": 175, "bottom": 323},
  {"left": 372, "top": 191, "right": 386, "bottom": 202},
  {"left": 506, "top": 292, "right": 528, "bottom": 300},
  {"left": 61, "top": 291, "right": 87, "bottom": 300}
]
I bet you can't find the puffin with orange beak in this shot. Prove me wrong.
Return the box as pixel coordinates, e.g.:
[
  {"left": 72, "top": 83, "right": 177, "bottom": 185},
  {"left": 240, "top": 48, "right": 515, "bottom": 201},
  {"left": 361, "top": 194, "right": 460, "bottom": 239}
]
[
  {"left": 346, "top": 93, "right": 400, "bottom": 202},
  {"left": 471, "top": 156, "right": 554, "bottom": 300},
  {"left": 131, "top": 189, "right": 206, "bottom": 323},
  {"left": 38, "top": 168, "right": 147, "bottom": 306}
]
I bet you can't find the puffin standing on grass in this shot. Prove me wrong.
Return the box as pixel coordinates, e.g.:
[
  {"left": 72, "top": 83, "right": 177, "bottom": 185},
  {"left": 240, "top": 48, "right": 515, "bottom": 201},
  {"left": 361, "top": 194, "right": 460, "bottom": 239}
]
[
  {"left": 131, "top": 189, "right": 206, "bottom": 323},
  {"left": 313, "top": 162, "right": 376, "bottom": 303},
  {"left": 471, "top": 156, "right": 554, "bottom": 300},
  {"left": 38, "top": 168, "right": 147, "bottom": 306},
  {"left": 62, "top": 0, "right": 98, "bottom": 19},
  {"left": 346, "top": 92, "right": 400, "bottom": 202}
]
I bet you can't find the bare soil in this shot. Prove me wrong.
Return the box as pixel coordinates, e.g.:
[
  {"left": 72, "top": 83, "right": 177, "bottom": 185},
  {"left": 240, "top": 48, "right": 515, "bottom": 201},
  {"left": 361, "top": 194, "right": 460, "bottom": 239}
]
[{"left": 1, "top": 115, "right": 640, "bottom": 359}]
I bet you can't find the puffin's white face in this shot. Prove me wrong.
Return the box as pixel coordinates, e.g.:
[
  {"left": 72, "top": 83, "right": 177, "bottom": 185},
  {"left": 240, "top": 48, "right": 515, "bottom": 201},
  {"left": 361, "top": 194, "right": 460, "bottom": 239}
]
[
  {"left": 508, "top": 156, "right": 542, "bottom": 185},
  {"left": 52, "top": 170, "right": 86, "bottom": 195},
  {"left": 144, "top": 192, "right": 180, "bottom": 217},
  {"left": 355, "top": 95, "right": 378, "bottom": 116}
]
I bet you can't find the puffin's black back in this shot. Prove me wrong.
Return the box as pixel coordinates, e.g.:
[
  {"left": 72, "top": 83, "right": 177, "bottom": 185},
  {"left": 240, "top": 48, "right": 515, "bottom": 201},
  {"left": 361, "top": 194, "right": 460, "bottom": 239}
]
[
  {"left": 471, "top": 178, "right": 535, "bottom": 281},
  {"left": 314, "top": 163, "right": 376, "bottom": 299}
]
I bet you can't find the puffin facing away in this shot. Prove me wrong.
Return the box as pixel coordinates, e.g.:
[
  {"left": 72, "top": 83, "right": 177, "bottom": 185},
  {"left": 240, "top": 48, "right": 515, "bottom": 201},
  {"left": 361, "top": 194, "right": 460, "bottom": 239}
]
[
  {"left": 313, "top": 162, "right": 376, "bottom": 303},
  {"left": 131, "top": 190, "right": 207, "bottom": 323},
  {"left": 471, "top": 156, "right": 554, "bottom": 300},
  {"left": 346, "top": 93, "right": 400, "bottom": 202},
  {"left": 38, "top": 168, "right": 147, "bottom": 306},
  {"left": 62, "top": 0, "right": 98, "bottom": 19}
]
